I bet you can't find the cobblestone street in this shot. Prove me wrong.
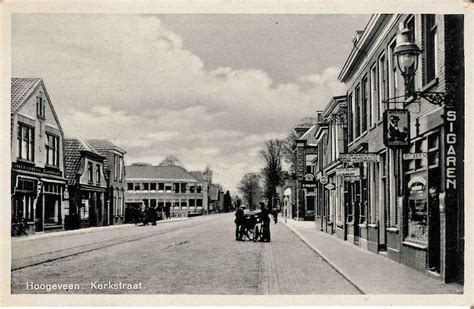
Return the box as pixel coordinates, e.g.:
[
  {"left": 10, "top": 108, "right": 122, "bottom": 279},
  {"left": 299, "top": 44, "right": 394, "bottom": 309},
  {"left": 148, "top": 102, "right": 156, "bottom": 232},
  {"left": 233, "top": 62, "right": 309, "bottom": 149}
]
[{"left": 11, "top": 214, "right": 359, "bottom": 294}]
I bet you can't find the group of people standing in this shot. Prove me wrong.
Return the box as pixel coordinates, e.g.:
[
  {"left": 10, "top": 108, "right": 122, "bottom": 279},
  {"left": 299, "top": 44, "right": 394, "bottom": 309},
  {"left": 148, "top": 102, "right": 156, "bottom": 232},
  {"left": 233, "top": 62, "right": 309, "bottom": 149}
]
[{"left": 234, "top": 202, "right": 279, "bottom": 242}]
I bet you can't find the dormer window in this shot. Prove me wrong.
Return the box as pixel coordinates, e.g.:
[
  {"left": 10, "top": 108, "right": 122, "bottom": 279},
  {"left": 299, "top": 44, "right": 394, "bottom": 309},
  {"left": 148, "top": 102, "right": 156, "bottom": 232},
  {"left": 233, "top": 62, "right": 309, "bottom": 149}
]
[{"left": 36, "top": 96, "right": 45, "bottom": 119}]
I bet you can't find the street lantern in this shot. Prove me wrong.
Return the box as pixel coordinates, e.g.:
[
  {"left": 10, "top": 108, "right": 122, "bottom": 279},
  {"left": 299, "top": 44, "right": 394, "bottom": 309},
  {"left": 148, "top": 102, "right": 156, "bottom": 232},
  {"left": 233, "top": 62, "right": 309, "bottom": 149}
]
[
  {"left": 394, "top": 23, "right": 421, "bottom": 91},
  {"left": 390, "top": 22, "right": 446, "bottom": 106}
]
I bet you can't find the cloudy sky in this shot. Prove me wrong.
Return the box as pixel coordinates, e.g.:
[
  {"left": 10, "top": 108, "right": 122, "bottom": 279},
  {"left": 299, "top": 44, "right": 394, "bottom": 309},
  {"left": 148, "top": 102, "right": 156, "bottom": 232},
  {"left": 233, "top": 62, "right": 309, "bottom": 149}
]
[{"left": 12, "top": 14, "right": 369, "bottom": 193}]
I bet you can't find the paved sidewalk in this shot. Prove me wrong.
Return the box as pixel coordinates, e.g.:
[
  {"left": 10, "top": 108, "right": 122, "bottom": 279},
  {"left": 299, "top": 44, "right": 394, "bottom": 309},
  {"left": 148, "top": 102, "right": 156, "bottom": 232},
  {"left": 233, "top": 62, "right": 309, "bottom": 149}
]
[
  {"left": 12, "top": 217, "right": 189, "bottom": 242},
  {"left": 283, "top": 219, "right": 463, "bottom": 294}
]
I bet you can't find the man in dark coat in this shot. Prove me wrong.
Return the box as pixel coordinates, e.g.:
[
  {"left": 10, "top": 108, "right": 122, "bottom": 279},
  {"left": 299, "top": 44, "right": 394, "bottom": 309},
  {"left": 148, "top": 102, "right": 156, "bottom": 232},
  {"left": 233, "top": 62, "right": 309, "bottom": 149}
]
[
  {"left": 259, "top": 202, "right": 271, "bottom": 242},
  {"left": 234, "top": 206, "right": 245, "bottom": 241}
]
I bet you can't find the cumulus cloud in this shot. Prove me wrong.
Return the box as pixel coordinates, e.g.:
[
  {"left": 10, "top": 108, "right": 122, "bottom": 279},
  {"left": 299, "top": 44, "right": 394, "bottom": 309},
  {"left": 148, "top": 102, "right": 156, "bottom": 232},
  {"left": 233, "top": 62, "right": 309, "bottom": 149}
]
[{"left": 13, "top": 14, "right": 346, "bottom": 192}]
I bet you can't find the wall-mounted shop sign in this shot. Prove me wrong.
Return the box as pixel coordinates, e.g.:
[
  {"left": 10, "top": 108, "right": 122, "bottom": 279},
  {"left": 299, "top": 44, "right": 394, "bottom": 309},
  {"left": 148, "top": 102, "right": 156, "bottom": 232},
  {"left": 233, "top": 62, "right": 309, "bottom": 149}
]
[
  {"left": 403, "top": 153, "right": 427, "bottom": 160},
  {"left": 383, "top": 109, "right": 410, "bottom": 147},
  {"left": 339, "top": 153, "right": 380, "bottom": 163},
  {"left": 336, "top": 167, "right": 360, "bottom": 176},
  {"left": 12, "top": 162, "right": 63, "bottom": 177},
  {"left": 445, "top": 109, "right": 457, "bottom": 190},
  {"left": 302, "top": 183, "right": 317, "bottom": 188}
]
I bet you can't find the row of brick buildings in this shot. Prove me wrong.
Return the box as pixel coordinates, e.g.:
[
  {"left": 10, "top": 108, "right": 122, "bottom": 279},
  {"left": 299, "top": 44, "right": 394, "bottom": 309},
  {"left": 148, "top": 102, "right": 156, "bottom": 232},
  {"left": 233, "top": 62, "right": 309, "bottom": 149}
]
[
  {"left": 282, "top": 14, "right": 464, "bottom": 285},
  {"left": 10, "top": 78, "right": 223, "bottom": 236}
]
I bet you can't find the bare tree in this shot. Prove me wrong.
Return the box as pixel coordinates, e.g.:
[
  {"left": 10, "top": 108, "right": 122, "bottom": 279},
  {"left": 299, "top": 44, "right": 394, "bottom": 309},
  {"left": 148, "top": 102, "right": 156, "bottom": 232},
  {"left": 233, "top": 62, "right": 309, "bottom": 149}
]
[
  {"left": 260, "top": 139, "right": 284, "bottom": 209},
  {"left": 238, "top": 173, "right": 262, "bottom": 210},
  {"left": 281, "top": 130, "right": 298, "bottom": 179}
]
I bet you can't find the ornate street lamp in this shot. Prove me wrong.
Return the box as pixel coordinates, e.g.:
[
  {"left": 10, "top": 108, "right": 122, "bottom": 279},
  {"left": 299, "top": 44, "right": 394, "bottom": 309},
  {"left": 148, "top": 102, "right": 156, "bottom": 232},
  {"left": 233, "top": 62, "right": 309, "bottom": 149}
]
[
  {"left": 393, "top": 22, "right": 446, "bottom": 106},
  {"left": 394, "top": 24, "right": 421, "bottom": 98}
]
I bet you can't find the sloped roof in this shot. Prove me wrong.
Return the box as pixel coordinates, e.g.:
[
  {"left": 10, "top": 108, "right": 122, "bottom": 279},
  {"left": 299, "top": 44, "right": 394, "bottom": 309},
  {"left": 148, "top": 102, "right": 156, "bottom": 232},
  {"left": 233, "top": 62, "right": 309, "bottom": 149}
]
[
  {"left": 295, "top": 117, "right": 318, "bottom": 129},
  {"left": 158, "top": 154, "right": 184, "bottom": 168},
  {"left": 87, "top": 139, "right": 126, "bottom": 154},
  {"left": 64, "top": 138, "right": 104, "bottom": 185},
  {"left": 299, "top": 125, "right": 319, "bottom": 145},
  {"left": 125, "top": 165, "right": 198, "bottom": 182},
  {"left": 190, "top": 171, "right": 205, "bottom": 182},
  {"left": 87, "top": 139, "right": 125, "bottom": 174},
  {"left": 11, "top": 78, "right": 42, "bottom": 112}
]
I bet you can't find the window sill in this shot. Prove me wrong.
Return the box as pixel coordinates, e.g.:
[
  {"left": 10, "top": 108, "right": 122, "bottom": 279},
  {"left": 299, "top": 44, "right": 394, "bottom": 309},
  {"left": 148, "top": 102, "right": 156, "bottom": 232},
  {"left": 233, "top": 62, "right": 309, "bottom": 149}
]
[
  {"left": 402, "top": 241, "right": 428, "bottom": 250},
  {"left": 367, "top": 223, "right": 378, "bottom": 228},
  {"left": 386, "top": 227, "right": 399, "bottom": 233},
  {"left": 16, "top": 158, "right": 35, "bottom": 165},
  {"left": 45, "top": 164, "right": 60, "bottom": 170}
]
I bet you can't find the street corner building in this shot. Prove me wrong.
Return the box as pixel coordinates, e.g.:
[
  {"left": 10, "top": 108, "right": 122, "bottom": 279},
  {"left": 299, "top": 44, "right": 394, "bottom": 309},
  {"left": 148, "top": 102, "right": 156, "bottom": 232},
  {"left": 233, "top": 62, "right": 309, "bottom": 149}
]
[
  {"left": 124, "top": 155, "right": 213, "bottom": 219},
  {"left": 295, "top": 14, "right": 464, "bottom": 285},
  {"left": 10, "top": 78, "right": 67, "bottom": 235},
  {"left": 64, "top": 138, "right": 108, "bottom": 229},
  {"left": 87, "top": 139, "right": 127, "bottom": 225}
]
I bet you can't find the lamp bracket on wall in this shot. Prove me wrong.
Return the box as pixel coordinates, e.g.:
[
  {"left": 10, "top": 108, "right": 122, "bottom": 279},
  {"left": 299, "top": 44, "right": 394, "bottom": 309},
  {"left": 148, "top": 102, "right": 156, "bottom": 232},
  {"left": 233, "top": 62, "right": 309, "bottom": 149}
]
[{"left": 383, "top": 91, "right": 447, "bottom": 108}]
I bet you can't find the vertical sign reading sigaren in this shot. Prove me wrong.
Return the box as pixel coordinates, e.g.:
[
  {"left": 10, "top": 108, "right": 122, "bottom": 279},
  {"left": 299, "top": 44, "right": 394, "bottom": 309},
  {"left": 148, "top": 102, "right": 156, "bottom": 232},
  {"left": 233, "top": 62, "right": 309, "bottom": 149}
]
[{"left": 445, "top": 108, "right": 457, "bottom": 190}]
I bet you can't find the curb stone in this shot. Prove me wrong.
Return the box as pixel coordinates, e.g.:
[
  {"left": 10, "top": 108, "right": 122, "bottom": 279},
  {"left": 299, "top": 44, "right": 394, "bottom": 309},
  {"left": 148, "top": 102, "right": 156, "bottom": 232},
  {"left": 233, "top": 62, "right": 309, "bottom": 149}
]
[{"left": 282, "top": 221, "right": 366, "bottom": 295}]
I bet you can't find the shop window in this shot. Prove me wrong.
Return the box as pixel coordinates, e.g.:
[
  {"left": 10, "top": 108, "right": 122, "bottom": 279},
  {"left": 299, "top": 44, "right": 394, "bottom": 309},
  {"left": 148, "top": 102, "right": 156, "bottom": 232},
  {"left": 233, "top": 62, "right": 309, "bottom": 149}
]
[
  {"left": 80, "top": 198, "right": 89, "bottom": 219},
  {"left": 134, "top": 183, "right": 141, "bottom": 191},
  {"left": 406, "top": 178, "right": 428, "bottom": 244},
  {"left": 181, "top": 183, "right": 187, "bottom": 193},
  {"left": 189, "top": 185, "right": 195, "bottom": 193},
  {"left": 46, "top": 134, "right": 59, "bottom": 167},
  {"left": 189, "top": 199, "right": 195, "bottom": 207},
  {"left": 165, "top": 184, "right": 172, "bottom": 192},
  {"left": 173, "top": 201, "right": 180, "bottom": 208},
  {"left": 127, "top": 183, "right": 133, "bottom": 191},
  {"left": 17, "top": 123, "right": 35, "bottom": 162},
  {"left": 196, "top": 199, "right": 203, "bottom": 207},
  {"left": 150, "top": 183, "right": 156, "bottom": 191},
  {"left": 114, "top": 196, "right": 118, "bottom": 216},
  {"left": 143, "top": 183, "right": 149, "bottom": 191},
  {"left": 150, "top": 199, "right": 157, "bottom": 208},
  {"left": 181, "top": 201, "right": 187, "bottom": 207},
  {"left": 174, "top": 183, "right": 180, "bottom": 193},
  {"left": 158, "top": 183, "right": 164, "bottom": 191},
  {"left": 143, "top": 199, "right": 149, "bottom": 208}
]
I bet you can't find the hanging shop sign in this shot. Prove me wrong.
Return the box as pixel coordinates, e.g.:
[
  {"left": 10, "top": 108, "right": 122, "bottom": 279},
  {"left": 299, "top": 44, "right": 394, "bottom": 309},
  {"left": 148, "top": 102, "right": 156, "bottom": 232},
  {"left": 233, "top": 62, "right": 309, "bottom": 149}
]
[
  {"left": 336, "top": 167, "right": 360, "bottom": 176},
  {"left": 403, "top": 153, "right": 427, "bottom": 160},
  {"left": 320, "top": 176, "right": 328, "bottom": 184},
  {"left": 383, "top": 109, "right": 410, "bottom": 147},
  {"left": 325, "top": 183, "right": 336, "bottom": 190},
  {"left": 339, "top": 153, "right": 380, "bottom": 163},
  {"left": 304, "top": 173, "right": 316, "bottom": 182}
]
